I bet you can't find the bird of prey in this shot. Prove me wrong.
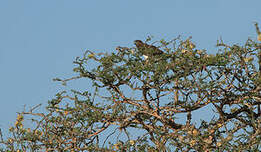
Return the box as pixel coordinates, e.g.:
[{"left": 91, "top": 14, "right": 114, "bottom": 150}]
[{"left": 134, "top": 40, "right": 163, "bottom": 59}]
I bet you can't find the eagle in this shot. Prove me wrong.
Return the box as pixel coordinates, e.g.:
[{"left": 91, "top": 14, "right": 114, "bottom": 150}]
[{"left": 134, "top": 40, "right": 163, "bottom": 59}]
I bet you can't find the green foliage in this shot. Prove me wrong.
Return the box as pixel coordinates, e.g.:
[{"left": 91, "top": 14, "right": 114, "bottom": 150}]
[{"left": 1, "top": 24, "right": 261, "bottom": 151}]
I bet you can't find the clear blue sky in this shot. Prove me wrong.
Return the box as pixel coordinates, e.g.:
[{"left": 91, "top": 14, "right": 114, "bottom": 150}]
[{"left": 0, "top": 0, "right": 260, "bottom": 136}]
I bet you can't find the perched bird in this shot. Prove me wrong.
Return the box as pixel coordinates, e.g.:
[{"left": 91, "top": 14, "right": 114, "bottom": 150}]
[{"left": 134, "top": 40, "right": 163, "bottom": 59}]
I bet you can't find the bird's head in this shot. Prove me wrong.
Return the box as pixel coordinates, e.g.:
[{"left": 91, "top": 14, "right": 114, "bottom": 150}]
[{"left": 134, "top": 40, "right": 144, "bottom": 47}]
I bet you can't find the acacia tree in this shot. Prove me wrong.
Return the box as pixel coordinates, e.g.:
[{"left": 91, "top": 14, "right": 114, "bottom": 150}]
[{"left": 1, "top": 24, "right": 261, "bottom": 152}]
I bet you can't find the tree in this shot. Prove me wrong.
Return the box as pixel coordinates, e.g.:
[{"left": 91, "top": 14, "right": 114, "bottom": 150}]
[{"left": 1, "top": 24, "right": 261, "bottom": 152}]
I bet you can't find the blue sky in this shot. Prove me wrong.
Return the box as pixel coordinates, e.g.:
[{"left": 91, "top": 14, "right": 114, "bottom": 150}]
[{"left": 0, "top": 0, "right": 260, "bottom": 136}]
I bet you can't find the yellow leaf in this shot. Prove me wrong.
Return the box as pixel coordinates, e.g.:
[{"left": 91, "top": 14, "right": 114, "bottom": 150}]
[
  {"left": 244, "top": 57, "right": 253, "bottom": 62},
  {"left": 88, "top": 53, "right": 95, "bottom": 58},
  {"left": 190, "top": 139, "right": 196, "bottom": 146},
  {"left": 129, "top": 140, "right": 135, "bottom": 145},
  {"left": 181, "top": 49, "right": 188, "bottom": 53},
  {"left": 189, "top": 43, "right": 196, "bottom": 49},
  {"left": 217, "top": 123, "right": 223, "bottom": 128},
  {"left": 192, "top": 129, "right": 199, "bottom": 136},
  {"left": 8, "top": 138, "right": 14, "bottom": 143},
  {"left": 16, "top": 114, "right": 24, "bottom": 121},
  {"left": 203, "top": 136, "right": 213, "bottom": 144},
  {"left": 64, "top": 111, "right": 69, "bottom": 115},
  {"left": 216, "top": 141, "right": 222, "bottom": 147}
]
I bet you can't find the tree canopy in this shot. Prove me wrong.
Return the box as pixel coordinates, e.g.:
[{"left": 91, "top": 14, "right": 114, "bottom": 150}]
[{"left": 1, "top": 23, "right": 261, "bottom": 152}]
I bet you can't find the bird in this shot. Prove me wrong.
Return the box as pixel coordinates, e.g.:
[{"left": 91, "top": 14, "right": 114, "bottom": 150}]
[{"left": 134, "top": 40, "right": 163, "bottom": 59}]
